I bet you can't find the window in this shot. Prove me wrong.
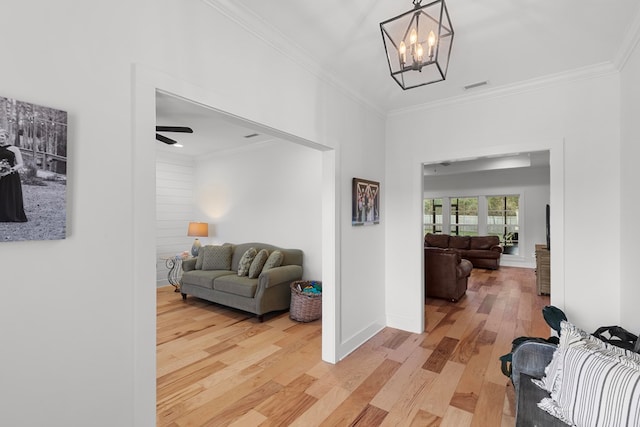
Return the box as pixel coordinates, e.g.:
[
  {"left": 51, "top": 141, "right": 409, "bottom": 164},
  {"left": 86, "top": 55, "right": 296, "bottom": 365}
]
[
  {"left": 450, "top": 197, "right": 478, "bottom": 236},
  {"left": 423, "top": 198, "right": 443, "bottom": 234},
  {"left": 487, "top": 195, "right": 519, "bottom": 255}
]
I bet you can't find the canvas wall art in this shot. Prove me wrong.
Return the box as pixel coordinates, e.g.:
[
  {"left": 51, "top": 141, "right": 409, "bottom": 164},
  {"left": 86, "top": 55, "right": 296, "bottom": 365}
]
[
  {"left": 352, "top": 177, "right": 380, "bottom": 226},
  {"left": 0, "top": 95, "right": 67, "bottom": 241}
]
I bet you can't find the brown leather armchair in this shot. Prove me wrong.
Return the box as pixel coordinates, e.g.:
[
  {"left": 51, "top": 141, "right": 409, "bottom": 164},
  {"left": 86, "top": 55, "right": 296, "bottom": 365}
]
[{"left": 425, "top": 247, "right": 473, "bottom": 302}]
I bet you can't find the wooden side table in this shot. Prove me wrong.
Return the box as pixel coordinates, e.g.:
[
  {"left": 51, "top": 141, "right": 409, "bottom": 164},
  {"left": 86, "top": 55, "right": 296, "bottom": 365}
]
[{"left": 535, "top": 244, "right": 550, "bottom": 295}]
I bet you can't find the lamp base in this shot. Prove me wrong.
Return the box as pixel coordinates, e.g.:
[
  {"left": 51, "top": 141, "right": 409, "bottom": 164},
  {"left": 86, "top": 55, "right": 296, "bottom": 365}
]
[{"left": 191, "top": 238, "right": 201, "bottom": 257}]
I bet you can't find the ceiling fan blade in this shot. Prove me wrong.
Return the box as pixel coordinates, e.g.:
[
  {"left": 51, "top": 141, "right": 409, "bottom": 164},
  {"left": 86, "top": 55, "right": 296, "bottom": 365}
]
[
  {"left": 156, "top": 133, "right": 177, "bottom": 145},
  {"left": 156, "top": 126, "right": 193, "bottom": 133}
]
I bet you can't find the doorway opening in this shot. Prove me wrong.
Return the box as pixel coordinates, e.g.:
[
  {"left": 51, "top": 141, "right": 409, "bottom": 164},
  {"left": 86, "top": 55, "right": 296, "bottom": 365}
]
[
  {"left": 132, "top": 66, "right": 339, "bottom": 425},
  {"left": 420, "top": 146, "right": 564, "bottom": 333}
]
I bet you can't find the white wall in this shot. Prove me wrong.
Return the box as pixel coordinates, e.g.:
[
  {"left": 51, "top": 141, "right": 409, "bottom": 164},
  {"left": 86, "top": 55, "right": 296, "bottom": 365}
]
[
  {"left": 0, "top": 1, "right": 386, "bottom": 426},
  {"left": 192, "top": 140, "right": 323, "bottom": 280},
  {"left": 386, "top": 72, "right": 621, "bottom": 334},
  {"left": 620, "top": 37, "right": 640, "bottom": 333},
  {"left": 156, "top": 150, "right": 196, "bottom": 286},
  {"left": 423, "top": 165, "right": 550, "bottom": 268}
]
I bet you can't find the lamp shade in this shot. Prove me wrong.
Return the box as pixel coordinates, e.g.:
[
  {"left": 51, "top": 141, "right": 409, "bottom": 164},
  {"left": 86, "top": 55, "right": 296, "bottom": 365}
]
[
  {"left": 187, "top": 222, "right": 208, "bottom": 256},
  {"left": 187, "top": 222, "right": 209, "bottom": 237}
]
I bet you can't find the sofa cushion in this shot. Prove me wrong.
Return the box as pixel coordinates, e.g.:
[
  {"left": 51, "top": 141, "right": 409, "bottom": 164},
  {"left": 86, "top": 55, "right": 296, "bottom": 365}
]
[
  {"left": 537, "top": 321, "right": 640, "bottom": 426},
  {"left": 458, "top": 249, "right": 501, "bottom": 260},
  {"left": 449, "top": 235, "right": 470, "bottom": 249},
  {"left": 470, "top": 236, "right": 500, "bottom": 250},
  {"left": 214, "top": 275, "right": 258, "bottom": 298},
  {"left": 248, "top": 249, "right": 269, "bottom": 279},
  {"left": 181, "top": 270, "right": 236, "bottom": 289},
  {"left": 237, "top": 247, "right": 257, "bottom": 276},
  {"left": 262, "top": 250, "right": 283, "bottom": 271},
  {"left": 424, "top": 233, "right": 449, "bottom": 248},
  {"left": 201, "top": 245, "right": 233, "bottom": 271}
]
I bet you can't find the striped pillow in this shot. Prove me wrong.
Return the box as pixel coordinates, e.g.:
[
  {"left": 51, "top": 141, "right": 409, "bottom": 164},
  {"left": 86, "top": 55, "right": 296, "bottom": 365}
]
[
  {"left": 533, "top": 321, "right": 595, "bottom": 394},
  {"left": 537, "top": 322, "right": 640, "bottom": 426}
]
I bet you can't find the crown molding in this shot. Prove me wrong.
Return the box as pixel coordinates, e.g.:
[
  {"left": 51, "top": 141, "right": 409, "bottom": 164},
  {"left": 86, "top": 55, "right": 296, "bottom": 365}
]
[
  {"left": 388, "top": 62, "right": 619, "bottom": 117},
  {"left": 614, "top": 6, "right": 640, "bottom": 71},
  {"left": 201, "top": 0, "right": 386, "bottom": 118}
]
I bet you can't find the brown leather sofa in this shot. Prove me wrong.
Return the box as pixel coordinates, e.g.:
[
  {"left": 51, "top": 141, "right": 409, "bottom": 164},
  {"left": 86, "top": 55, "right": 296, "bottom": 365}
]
[
  {"left": 424, "top": 233, "right": 503, "bottom": 269},
  {"left": 425, "top": 248, "right": 473, "bottom": 302}
]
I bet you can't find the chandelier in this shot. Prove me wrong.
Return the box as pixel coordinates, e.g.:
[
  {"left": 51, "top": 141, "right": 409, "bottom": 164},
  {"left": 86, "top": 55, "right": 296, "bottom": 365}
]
[{"left": 380, "top": 0, "right": 454, "bottom": 90}]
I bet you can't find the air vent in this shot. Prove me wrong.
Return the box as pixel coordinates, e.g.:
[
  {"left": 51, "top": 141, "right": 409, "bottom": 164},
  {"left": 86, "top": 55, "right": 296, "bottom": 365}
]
[
  {"left": 244, "top": 133, "right": 259, "bottom": 138},
  {"left": 463, "top": 81, "right": 489, "bottom": 90}
]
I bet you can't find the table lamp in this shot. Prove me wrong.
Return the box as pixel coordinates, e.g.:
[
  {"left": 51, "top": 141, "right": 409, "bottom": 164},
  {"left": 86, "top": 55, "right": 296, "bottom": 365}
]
[{"left": 187, "top": 222, "right": 209, "bottom": 256}]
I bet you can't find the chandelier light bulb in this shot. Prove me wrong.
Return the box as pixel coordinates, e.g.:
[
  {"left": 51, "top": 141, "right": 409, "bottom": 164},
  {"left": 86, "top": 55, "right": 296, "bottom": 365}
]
[
  {"left": 428, "top": 30, "right": 436, "bottom": 58},
  {"left": 410, "top": 28, "right": 417, "bottom": 45},
  {"left": 416, "top": 43, "right": 424, "bottom": 62},
  {"left": 399, "top": 41, "right": 407, "bottom": 63}
]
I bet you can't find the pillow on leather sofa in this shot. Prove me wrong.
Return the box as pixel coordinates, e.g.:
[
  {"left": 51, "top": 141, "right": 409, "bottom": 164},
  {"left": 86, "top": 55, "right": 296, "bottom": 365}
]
[
  {"left": 470, "top": 236, "right": 499, "bottom": 250},
  {"left": 424, "top": 233, "right": 449, "bottom": 248},
  {"left": 449, "top": 235, "right": 470, "bottom": 249}
]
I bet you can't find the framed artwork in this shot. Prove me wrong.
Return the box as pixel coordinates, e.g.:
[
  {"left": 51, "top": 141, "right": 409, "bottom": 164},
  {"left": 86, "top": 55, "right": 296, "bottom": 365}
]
[
  {"left": 0, "top": 95, "right": 67, "bottom": 241},
  {"left": 352, "top": 178, "right": 380, "bottom": 226}
]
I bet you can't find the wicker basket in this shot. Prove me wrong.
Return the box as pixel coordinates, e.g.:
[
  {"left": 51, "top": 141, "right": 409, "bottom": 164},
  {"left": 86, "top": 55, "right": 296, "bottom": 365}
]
[{"left": 290, "top": 280, "right": 322, "bottom": 322}]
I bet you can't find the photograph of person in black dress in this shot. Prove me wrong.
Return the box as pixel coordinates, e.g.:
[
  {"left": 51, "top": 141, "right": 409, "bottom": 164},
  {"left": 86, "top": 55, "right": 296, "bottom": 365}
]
[
  {"left": 0, "top": 95, "right": 67, "bottom": 241},
  {"left": 0, "top": 128, "right": 27, "bottom": 222}
]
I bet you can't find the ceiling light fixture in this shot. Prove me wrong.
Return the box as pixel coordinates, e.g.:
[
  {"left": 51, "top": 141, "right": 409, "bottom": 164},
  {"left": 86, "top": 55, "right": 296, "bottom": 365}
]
[{"left": 380, "top": 0, "right": 454, "bottom": 90}]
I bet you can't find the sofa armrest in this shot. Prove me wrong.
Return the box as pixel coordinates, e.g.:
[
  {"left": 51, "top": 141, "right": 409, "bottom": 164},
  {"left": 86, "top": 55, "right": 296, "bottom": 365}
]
[
  {"left": 182, "top": 257, "right": 197, "bottom": 272},
  {"left": 511, "top": 341, "right": 557, "bottom": 397},
  {"left": 259, "top": 265, "right": 303, "bottom": 288},
  {"left": 491, "top": 245, "right": 503, "bottom": 254}
]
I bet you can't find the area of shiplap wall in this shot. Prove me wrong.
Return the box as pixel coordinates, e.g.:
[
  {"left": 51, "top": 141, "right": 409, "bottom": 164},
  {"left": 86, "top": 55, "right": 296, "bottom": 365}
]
[{"left": 156, "top": 150, "right": 196, "bottom": 287}]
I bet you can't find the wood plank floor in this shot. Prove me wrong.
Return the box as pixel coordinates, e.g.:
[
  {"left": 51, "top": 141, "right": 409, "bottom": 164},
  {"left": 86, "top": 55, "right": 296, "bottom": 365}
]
[{"left": 157, "top": 266, "right": 550, "bottom": 426}]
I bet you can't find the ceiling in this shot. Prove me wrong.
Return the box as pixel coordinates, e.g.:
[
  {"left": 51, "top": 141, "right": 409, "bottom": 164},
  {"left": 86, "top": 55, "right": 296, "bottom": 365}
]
[
  {"left": 220, "top": 0, "right": 640, "bottom": 112},
  {"left": 155, "top": 91, "right": 277, "bottom": 157},
  {"left": 157, "top": 0, "right": 640, "bottom": 156}
]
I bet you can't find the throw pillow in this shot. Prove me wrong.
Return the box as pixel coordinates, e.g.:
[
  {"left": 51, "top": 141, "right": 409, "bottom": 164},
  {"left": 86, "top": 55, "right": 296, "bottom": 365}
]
[
  {"left": 533, "top": 321, "right": 592, "bottom": 394},
  {"left": 248, "top": 249, "right": 269, "bottom": 279},
  {"left": 424, "top": 233, "right": 449, "bottom": 248},
  {"left": 195, "top": 246, "right": 208, "bottom": 270},
  {"left": 262, "top": 250, "right": 283, "bottom": 271},
  {"left": 237, "top": 247, "right": 257, "bottom": 276},
  {"left": 449, "top": 235, "right": 470, "bottom": 249},
  {"left": 536, "top": 321, "right": 640, "bottom": 426},
  {"left": 470, "top": 236, "right": 498, "bottom": 250},
  {"left": 200, "top": 245, "right": 232, "bottom": 271}
]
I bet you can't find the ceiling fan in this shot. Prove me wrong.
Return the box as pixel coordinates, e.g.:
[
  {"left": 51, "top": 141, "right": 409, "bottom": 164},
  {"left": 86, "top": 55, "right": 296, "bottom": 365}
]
[{"left": 156, "top": 126, "right": 193, "bottom": 145}]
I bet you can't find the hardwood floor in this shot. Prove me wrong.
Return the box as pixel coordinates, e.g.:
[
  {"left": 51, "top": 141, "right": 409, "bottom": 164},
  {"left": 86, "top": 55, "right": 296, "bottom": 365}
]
[{"left": 157, "top": 266, "right": 550, "bottom": 426}]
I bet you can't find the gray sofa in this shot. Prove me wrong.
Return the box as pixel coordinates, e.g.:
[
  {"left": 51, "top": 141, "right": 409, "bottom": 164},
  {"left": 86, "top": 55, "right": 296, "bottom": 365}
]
[{"left": 180, "top": 242, "right": 303, "bottom": 321}]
